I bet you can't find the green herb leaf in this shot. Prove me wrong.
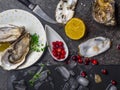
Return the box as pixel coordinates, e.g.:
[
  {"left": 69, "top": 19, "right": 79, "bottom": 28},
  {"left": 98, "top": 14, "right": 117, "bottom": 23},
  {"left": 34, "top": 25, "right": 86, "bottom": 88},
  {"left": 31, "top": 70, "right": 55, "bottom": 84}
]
[{"left": 30, "top": 33, "right": 41, "bottom": 52}]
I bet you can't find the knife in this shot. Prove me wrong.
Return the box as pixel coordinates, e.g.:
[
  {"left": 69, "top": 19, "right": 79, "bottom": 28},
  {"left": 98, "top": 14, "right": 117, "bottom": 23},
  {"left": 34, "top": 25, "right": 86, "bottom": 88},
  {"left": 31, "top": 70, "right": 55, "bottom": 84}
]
[{"left": 18, "top": 0, "right": 57, "bottom": 24}]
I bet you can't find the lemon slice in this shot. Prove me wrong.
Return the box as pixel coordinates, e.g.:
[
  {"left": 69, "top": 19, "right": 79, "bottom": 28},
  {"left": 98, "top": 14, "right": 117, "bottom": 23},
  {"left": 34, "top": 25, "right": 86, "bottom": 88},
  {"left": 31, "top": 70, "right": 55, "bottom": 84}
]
[{"left": 65, "top": 18, "right": 86, "bottom": 40}]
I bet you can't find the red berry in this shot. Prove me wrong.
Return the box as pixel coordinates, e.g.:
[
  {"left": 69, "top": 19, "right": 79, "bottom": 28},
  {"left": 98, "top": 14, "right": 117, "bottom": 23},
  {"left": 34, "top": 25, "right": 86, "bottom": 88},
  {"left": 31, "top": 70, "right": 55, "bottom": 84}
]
[
  {"left": 61, "top": 50, "right": 66, "bottom": 55},
  {"left": 65, "top": 60, "right": 70, "bottom": 64},
  {"left": 61, "top": 55, "right": 65, "bottom": 59},
  {"left": 58, "top": 41, "right": 63, "bottom": 46},
  {"left": 117, "top": 44, "right": 120, "bottom": 50},
  {"left": 78, "top": 59, "right": 83, "bottom": 64},
  {"left": 111, "top": 80, "right": 117, "bottom": 85},
  {"left": 72, "top": 55, "right": 77, "bottom": 61},
  {"left": 52, "top": 42, "right": 56, "bottom": 46},
  {"left": 81, "top": 71, "right": 87, "bottom": 77},
  {"left": 91, "top": 59, "right": 98, "bottom": 65},
  {"left": 57, "top": 48, "right": 62, "bottom": 52},
  {"left": 101, "top": 69, "right": 108, "bottom": 75},
  {"left": 84, "top": 58, "right": 90, "bottom": 65},
  {"left": 55, "top": 44, "right": 59, "bottom": 48},
  {"left": 77, "top": 55, "right": 81, "bottom": 59},
  {"left": 56, "top": 56, "right": 60, "bottom": 59}
]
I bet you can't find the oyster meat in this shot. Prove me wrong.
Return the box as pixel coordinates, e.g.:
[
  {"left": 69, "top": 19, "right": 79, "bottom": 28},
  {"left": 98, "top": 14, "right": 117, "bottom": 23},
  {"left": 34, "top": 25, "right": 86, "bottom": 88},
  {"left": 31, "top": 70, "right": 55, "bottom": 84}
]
[
  {"left": 78, "top": 37, "right": 111, "bottom": 57},
  {"left": 55, "top": 0, "right": 78, "bottom": 24},
  {"left": 0, "top": 32, "right": 30, "bottom": 70},
  {"left": 92, "top": 0, "right": 116, "bottom": 26},
  {"left": 0, "top": 25, "right": 25, "bottom": 42}
]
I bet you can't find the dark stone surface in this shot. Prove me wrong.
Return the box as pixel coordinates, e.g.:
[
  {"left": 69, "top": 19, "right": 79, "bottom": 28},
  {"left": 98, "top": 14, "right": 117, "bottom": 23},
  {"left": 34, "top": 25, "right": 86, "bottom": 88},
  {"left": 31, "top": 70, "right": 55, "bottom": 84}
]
[{"left": 0, "top": 0, "right": 120, "bottom": 90}]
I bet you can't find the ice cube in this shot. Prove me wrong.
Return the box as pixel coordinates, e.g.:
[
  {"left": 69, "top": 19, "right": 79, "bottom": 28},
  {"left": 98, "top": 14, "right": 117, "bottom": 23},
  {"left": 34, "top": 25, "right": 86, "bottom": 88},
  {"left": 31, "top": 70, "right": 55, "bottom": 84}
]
[
  {"left": 77, "top": 85, "right": 89, "bottom": 90},
  {"left": 69, "top": 78, "right": 79, "bottom": 89},
  {"left": 69, "top": 70, "right": 75, "bottom": 76},
  {"left": 34, "top": 82, "right": 42, "bottom": 90},
  {"left": 77, "top": 76, "right": 89, "bottom": 87},
  {"left": 15, "top": 85, "right": 26, "bottom": 90},
  {"left": 109, "top": 85, "right": 117, "bottom": 90},
  {"left": 106, "top": 84, "right": 117, "bottom": 90},
  {"left": 39, "top": 70, "right": 49, "bottom": 81},
  {"left": 68, "top": 60, "right": 77, "bottom": 69},
  {"left": 56, "top": 66, "right": 70, "bottom": 81},
  {"left": 62, "top": 82, "right": 70, "bottom": 90},
  {"left": 13, "top": 80, "right": 26, "bottom": 90}
]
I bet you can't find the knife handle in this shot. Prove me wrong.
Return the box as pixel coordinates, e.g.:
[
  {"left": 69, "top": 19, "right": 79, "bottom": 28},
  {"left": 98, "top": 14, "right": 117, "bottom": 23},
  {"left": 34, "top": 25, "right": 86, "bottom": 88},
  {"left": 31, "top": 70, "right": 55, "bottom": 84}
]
[{"left": 18, "top": 0, "right": 31, "bottom": 7}]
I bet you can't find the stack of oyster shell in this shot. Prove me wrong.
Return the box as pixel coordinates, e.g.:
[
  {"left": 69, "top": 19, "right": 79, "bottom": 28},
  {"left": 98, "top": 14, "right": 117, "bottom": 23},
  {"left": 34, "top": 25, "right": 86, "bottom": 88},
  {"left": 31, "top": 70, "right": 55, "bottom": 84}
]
[{"left": 0, "top": 25, "right": 30, "bottom": 70}]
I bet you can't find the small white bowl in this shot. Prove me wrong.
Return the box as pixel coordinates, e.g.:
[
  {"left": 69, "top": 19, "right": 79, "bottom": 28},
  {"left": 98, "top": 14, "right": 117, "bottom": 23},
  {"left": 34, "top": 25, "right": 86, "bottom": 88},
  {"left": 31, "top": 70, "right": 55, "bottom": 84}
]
[{"left": 45, "top": 25, "right": 69, "bottom": 61}]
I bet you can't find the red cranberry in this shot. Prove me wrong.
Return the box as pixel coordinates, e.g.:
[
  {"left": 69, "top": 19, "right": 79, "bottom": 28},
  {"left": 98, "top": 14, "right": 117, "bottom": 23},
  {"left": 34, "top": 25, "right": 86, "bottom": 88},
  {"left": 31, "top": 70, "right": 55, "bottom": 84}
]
[
  {"left": 101, "top": 69, "right": 108, "bottom": 75},
  {"left": 61, "top": 50, "right": 66, "bottom": 55},
  {"left": 58, "top": 41, "right": 63, "bottom": 46},
  {"left": 81, "top": 71, "right": 87, "bottom": 77},
  {"left": 55, "top": 44, "right": 59, "bottom": 48},
  {"left": 72, "top": 55, "right": 77, "bottom": 61},
  {"left": 78, "top": 59, "right": 83, "bottom": 64},
  {"left": 65, "top": 60, "right": 70, "bottom": 64},
  {"left": 60, "top": 55, "right": 65, "bottom": 59},
  {"left": 52, "top": 42, "right": 56, "bottom": 46},
  {"left": 77, "top": 55, "right": 81, "bottom": 59},
  {"left": 57, "top": 48, "right": 62, "bottom": 52},
  {"left": 111, "top": 80, "right": 117, "bottom": 85},
  {"left": 91, "top": 59, "right": 98, "bottom": 65},
  {"left": 84, "top": 58, "right": 90, "bottom": 65},
  {"left": 117, "top": 44, "right": 120, "bottom": 50},
  {"left": 56, "top": 56, "right": 60, "bottom": 59}
]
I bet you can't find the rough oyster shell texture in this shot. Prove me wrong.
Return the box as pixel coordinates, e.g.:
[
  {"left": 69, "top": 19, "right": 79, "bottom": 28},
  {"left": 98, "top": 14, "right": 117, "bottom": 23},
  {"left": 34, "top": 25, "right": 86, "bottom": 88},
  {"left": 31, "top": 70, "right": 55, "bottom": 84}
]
[
  {"left": 92, "top": 0, "right": 116, "bottom": 26},
  {"left": 0, "top": 25, "right": 25, "bottom": 42},
  {"left": 55, "top": 0, "right": 78, "bottom": 24},
  {"left": 0, "top": 25, "right": 30, "bottom": 70},
  {"left": 78, "top": 37, "right": 111, "bottom": 57}
]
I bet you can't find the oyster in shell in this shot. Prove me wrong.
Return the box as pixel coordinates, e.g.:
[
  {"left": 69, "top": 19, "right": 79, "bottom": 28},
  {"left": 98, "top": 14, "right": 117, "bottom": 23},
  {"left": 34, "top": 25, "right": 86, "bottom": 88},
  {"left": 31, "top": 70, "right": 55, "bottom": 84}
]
[
  {"left": 92, "top": 0, "right": 116, "bottom": 26},
  {"left": 55, "top": 0, "right": 78, "bottom": 24},
  {"left": 0, "top": 25, "right": 25, "bottom": 42},
  {"left": 0, "top": 32, "right": 30, "bottom": 70},
  {"left": 78, "top": 37, "right": 111, "bottom": 57}
]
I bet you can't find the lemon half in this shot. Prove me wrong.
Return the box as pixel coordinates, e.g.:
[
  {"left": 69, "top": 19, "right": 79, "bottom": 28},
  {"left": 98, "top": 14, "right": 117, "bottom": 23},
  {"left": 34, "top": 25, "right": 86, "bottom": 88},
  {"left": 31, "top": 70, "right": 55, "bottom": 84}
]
[{"left": 65, "top": 18, "right": 86, "bottom": 40}]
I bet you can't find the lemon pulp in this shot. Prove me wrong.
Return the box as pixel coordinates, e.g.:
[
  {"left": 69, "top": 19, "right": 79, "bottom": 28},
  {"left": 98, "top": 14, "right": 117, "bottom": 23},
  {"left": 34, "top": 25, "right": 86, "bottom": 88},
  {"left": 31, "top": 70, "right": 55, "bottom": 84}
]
[
  {"left": 65, "top": 18, "right": 86, "bottom": 40},
  {"left": 0, "top": 42, "right": 11, "bottom": 52}
]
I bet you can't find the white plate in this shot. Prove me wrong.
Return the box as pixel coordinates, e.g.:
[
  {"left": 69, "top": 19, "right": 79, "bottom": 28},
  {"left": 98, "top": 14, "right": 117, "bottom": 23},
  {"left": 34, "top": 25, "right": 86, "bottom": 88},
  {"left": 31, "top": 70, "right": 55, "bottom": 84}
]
[{"left": 0, "top": 9, "right": 46, "bottom": 69}]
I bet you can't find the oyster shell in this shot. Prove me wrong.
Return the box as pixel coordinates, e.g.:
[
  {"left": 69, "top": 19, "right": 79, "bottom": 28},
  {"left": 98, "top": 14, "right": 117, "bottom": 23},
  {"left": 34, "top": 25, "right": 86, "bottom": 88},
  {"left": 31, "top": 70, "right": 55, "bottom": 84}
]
[
  {"left": 55, "top": 0, "right": 78, "bottom": 24},
  {"left": 0, "top": 32, "right": 30, "bottom": 70},
  {"left": 0, "top": 25, "right": 25, "bottom": 42},
  {"left": 78, "top": 37, "right": 111, "bottom": 57},
  {"left": 92, "top": 0, "right": 116, "bottom": 26}
]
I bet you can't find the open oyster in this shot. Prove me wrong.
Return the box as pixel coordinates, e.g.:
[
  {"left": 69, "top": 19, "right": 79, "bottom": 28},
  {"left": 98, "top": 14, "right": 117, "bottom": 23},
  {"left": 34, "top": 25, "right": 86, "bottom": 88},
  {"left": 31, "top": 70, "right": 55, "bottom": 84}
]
[
  {"left": 78, "top": 37, "right": 111, "bottom": 57},
  {"left": 55, "top": 0, "right": 78, "bottom": 24},
  {"left": 0, "top": 25, "right": 25, "bottom": 42},
  {"left": 0, "top": 32, "right": 30, "bottom": 70},
  {"left": 92, "top": 0, "right": 116, "bottom": 26}
]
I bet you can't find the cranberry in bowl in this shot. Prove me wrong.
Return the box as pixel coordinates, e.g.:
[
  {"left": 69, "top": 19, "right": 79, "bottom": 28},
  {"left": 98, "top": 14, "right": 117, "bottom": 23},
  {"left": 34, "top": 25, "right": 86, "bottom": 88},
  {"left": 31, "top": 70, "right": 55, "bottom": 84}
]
[{"left": 45, "top": 25, "right": 69, "bottom": 61}]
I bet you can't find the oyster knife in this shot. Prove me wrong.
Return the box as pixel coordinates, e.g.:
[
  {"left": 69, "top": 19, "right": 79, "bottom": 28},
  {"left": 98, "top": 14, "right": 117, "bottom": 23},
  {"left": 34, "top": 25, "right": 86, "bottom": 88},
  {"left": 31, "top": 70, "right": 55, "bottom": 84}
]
[{"left": 18, "top": 0, "right": 57, "bottom": 24}]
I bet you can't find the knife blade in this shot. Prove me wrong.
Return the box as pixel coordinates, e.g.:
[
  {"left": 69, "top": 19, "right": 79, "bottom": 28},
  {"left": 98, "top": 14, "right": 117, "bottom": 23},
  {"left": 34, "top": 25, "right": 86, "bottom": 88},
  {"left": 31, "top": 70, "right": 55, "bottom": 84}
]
[{"left": 18, "top": 0, "right": 57, "bottom": 24}]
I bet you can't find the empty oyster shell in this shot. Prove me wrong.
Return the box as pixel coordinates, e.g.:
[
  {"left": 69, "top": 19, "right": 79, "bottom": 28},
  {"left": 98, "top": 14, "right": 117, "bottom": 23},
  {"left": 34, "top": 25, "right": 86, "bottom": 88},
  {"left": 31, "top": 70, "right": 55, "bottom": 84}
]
[
  {"left": 55, "top": 0, "right": 78, "bottom": 24},
  {"left": 0, "top": 32, "right": 30, "bottom": 70},
  {"left": 92, "top": 0, "right": 116, "bottom": 26},
  {"left": 78, "top": 37, "right": 111, "bottom": 57},
  {"left": 0, "top": 25, "right": 25, "bottom": 42}
]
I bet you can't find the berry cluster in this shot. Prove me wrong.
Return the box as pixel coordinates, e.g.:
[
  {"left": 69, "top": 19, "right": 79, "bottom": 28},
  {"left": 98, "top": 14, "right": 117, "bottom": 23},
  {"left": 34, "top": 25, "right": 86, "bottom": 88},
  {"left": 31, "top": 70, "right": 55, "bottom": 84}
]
[
  {"left": 52, "top": 41, "right": 66, "bottom": 60},
  {"left": 71, "top": 55, "right": 98, "bottom": 65}
]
